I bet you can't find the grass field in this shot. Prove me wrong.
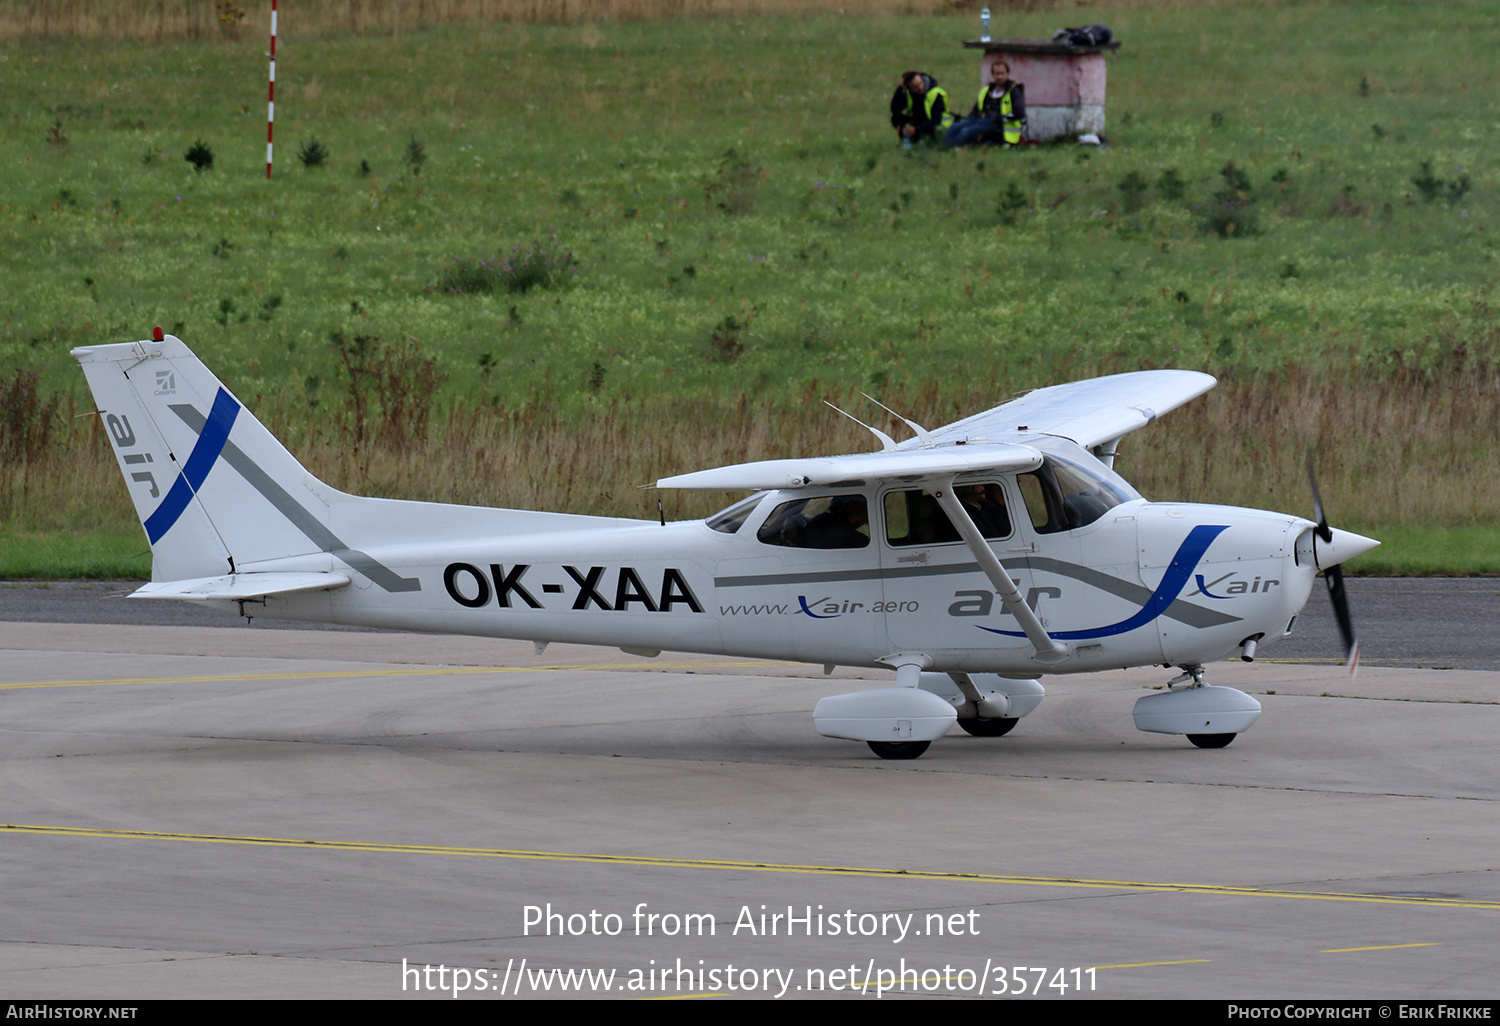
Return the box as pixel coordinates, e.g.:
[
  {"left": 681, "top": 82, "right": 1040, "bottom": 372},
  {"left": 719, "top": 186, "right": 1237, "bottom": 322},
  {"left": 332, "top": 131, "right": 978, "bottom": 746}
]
[{"left": 2, "top": 0, "right": 1497, "bottom": 577}]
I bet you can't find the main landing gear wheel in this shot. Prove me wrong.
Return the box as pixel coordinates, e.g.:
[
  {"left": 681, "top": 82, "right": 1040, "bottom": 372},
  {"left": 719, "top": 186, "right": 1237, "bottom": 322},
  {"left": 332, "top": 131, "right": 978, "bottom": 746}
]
[
  {"left": 1187, "top": 733, "right": 1236, "bottom": 749},
  {"left": 867, "top": 740, "right": 931, "bottom": 760},
  {"left": 958, "top": 717, "right": 1019, "bottom": 737}
]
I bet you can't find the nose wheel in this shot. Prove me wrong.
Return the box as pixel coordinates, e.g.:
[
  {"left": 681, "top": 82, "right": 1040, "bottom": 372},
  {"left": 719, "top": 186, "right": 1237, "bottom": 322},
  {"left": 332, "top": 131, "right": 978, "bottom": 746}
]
[
  {"left": 958, "top": 716, "right": 1019, "bottom": 737},
  {"left": 1187, "top": 733, "right": 1236, "bottom": 749},
  {"left": 867, "top": 740, "right": 931, "bottom": 759}
]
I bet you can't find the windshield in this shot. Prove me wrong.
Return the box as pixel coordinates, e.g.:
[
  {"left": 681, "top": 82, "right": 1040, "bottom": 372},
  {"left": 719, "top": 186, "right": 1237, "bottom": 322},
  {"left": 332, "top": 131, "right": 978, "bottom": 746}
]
[
  {"left": 1017, "top": 455, "right": 1138, "bottom": 533},
  {"left": 705, "top": 492, "right": 766, "bottom": 534}
]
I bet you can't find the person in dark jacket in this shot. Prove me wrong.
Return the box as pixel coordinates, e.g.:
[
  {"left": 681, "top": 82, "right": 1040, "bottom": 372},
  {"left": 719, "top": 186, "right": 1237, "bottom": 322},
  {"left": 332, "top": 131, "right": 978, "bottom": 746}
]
[
  {"left": 944, "top": 58, "right": 1026, "bottom": 148},
  {"left": 803, "top": 496, "right": 870, "bottom": 549},
  {"left": 890, "top": 71, "right": 952, "bottom": 149}
]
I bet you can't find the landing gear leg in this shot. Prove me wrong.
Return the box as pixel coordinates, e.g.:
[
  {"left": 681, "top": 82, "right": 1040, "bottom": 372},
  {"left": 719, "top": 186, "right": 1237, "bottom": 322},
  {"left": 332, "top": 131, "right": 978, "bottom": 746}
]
[{"left": 1167, "top": 664, "right": 1207, "bottom": 688}]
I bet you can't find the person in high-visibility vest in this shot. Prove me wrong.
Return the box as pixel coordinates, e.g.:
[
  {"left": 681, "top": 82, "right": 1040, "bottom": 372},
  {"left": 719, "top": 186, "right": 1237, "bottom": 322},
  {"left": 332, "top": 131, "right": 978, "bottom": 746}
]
[
  {"left": 944, "top": 58, "right": 1027, "bottom": 148},
  {"left": 890, "top": 71, "right": 954, "bottom": 149}
]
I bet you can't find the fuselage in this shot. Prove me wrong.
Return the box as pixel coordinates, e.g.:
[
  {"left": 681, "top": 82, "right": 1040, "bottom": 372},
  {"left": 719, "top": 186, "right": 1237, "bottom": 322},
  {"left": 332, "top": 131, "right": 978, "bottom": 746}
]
[{"left": 237, "top": 437, "right": 1322, "bottom": 677}]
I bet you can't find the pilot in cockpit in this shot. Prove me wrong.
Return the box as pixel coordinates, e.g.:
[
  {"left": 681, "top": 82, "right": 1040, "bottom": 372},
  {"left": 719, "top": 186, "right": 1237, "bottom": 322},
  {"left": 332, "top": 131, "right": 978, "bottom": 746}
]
[{"left": 803, "top": 495, "right": 870, "bottom": 549}]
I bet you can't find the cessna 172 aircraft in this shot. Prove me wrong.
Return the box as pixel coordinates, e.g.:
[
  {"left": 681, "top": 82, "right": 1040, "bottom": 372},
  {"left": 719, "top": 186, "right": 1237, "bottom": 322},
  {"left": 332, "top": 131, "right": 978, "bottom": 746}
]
[{"left": 74, "top": 332, "right": 1377, "bottom": 759}]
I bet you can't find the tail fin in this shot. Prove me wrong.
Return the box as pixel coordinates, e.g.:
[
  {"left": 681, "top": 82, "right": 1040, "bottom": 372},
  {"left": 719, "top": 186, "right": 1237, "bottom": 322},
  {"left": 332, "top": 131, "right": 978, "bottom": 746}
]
[{"left": 73, "top": 334, "right": 417, "bottom": 592}]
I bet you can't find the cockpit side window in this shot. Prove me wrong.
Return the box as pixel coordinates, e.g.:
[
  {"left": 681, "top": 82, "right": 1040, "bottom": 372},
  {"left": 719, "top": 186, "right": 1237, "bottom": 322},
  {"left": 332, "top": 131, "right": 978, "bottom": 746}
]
[
  {"left": 1018, "top": 456, "right": 1132, "bottom": 534},
  {"left": 706, "top": 492, "right": 766, "bottom": 535},
  {"left": 757, "top": 494, "right": 870, "bottom": 549}
]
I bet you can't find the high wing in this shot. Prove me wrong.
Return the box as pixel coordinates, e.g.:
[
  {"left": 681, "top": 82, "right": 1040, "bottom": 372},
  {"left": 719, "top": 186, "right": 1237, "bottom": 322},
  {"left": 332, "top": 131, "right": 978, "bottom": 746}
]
[
  {"left": 655, "top": 445, "right": 1042, "bottom": 492},
  {"left": 925, "top": 370, "right": 1216, "bottom": 449},
  {"left": 656, "top": 370, "right": 1212, "bottom": 491}
]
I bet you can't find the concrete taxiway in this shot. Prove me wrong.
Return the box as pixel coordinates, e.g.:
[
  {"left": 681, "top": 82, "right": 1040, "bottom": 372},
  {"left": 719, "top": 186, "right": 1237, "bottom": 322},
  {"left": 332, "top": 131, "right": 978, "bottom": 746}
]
[{"left": 2, "top": 612, "right": 1497, "bottom": 999}]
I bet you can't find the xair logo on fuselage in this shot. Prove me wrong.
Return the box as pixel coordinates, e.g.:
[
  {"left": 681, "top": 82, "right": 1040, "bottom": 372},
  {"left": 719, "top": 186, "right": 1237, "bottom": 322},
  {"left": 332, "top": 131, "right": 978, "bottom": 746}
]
[
  {"left": 443, "top": 563, "right": 703, "bottom": 614},
  {"left": 1192, "top": 572, "right": 1281, "bottom": 599}
]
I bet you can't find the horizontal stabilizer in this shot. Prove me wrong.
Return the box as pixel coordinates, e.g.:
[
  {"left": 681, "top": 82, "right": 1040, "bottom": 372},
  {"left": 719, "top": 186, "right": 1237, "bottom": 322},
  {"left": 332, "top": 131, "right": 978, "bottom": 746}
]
[
  {"left": 656, "top": 444, "right": 1042, "bottom": 492},
  {"left": 131, "top": 572, "right": 352, "bottom": 602}
]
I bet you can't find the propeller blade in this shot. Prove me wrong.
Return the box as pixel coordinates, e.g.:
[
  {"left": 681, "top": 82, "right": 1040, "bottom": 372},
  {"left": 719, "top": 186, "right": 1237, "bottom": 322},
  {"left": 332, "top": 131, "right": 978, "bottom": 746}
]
[
  {"left": 1323, "top": 562, "right": 1358, "bottom": 672},
  {"left": 1307, "top": 449, "right": 1360, "bottom": 675},
  {"left": 1305, "top": 447, "right": 1331, "bottom": 542}
]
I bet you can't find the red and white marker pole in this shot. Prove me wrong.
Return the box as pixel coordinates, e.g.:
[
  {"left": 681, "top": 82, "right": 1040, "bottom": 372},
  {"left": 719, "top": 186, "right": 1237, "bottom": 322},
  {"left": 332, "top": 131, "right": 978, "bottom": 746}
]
[{"left": 266, "top": 0, "right": 277, "bottom": 179}]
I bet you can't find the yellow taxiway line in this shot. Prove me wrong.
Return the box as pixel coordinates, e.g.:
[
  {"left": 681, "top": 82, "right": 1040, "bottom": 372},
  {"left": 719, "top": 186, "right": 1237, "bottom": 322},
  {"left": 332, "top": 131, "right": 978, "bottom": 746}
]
[{"left": 4, "top": 823, "right": 1498, "bottom": 911}]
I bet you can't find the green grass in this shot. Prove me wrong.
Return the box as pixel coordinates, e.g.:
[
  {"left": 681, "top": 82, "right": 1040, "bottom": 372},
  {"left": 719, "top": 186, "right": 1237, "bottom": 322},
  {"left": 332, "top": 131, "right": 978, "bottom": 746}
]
[
  {"left": 0, "top": 531, "right": 148, "bottom": 579},
  {"left": 0, "top": 526, "right": 1482, "bottom": 581},
  {"left": 1344, "top": 525, "right": 1500, "bottom": 578},
  {"left": 2, "top": 1, "right": 1499, "bottom": 576}
]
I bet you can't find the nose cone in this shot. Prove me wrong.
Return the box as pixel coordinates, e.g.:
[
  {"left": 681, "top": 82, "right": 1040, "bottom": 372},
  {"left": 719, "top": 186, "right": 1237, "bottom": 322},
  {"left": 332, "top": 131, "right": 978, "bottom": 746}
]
[{"left": 1315, "top": 527, "right": 1380, "bottom": 570}]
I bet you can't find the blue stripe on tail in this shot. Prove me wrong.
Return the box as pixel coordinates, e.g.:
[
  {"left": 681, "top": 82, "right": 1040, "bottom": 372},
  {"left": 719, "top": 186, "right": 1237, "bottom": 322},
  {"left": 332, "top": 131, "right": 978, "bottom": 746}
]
[{"left": 143, "top": 388, "right": 239, "bottom": 543}]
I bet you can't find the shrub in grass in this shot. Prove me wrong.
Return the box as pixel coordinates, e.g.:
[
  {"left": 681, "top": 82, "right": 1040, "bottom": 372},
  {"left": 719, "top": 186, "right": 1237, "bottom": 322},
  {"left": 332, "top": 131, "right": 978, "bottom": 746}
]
[
  {"left": 707, "top": 154, "right": 763, "bottom": 215},
  {"left": 1118, "top": 171, "right": 1148, "bottom": 212},
  {"left": 435, "top": 238, "right": 579, "bottom": 295},
  {"left": 1412, "top": 161, "right": 1471, "bottom": 206},
  {"left": 434, "top": 259, "right": 496, "bottom": 295},
  {"left": 1219, "top": 160, "right": 1252, "bottom": 197},
  {"left": 997, "top": 182, "right": 1027, "bottom": 225},
  {"left": 1198, "top": 197, "right": 1260, "bottom": 238},
  {"left": 184, "top": 140, "right": 213, "bottom": 172},
  {"left": 0, "top": 369, "right": 63, "bottom": 463},
  {"left": 1156, "top": 167, "right": 1186, "bottom": 202},
  {"left": 215, "top": 0, "right": 247, "bottom": 38},
  {"left": 704, "top": 315, "right": 747, "bottom": 363},
  {"left": 1199, "top": 161, "right": 1259, "bottom": 237},
  {"left": 298, "top": 137, "right": 330, "bottom": 169},
  {"left": 328, "top": 332, "right": 447, "bottom": 451}
]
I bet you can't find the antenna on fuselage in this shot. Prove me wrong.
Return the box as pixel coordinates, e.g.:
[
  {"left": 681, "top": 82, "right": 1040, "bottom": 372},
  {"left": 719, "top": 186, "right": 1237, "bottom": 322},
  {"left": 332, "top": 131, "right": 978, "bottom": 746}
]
[
  {"left": 824, "top": 401, "right": 897, "bottom": 452},
  {"left": 861, "top": 393, "right": 936, "bottom": 448}
]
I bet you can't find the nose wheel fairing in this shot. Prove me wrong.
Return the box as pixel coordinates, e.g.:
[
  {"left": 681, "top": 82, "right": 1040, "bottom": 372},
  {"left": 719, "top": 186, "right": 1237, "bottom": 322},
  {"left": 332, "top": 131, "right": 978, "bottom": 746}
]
[{"left": 1132, "top": 666, "right": 1261, "bottom": 746}]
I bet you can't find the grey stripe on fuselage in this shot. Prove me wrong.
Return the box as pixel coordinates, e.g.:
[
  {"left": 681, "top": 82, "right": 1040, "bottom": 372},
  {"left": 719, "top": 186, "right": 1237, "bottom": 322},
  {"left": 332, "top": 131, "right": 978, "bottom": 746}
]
[
  {"left": 715, "top": 555, "right": 1238, "bottom": 629},
  {"left": 170, "top": 404, "right": 421, "bottom": 593}
]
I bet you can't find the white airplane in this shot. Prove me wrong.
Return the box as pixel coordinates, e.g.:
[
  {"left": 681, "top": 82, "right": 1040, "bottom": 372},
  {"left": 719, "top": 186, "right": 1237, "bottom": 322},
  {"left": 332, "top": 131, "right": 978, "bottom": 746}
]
[{"left": 74, "top": 332, "right": 1378, "bottom": 759}]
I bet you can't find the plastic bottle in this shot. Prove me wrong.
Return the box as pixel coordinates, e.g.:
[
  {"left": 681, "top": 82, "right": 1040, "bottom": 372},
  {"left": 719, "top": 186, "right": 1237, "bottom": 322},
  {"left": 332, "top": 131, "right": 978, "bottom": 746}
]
[{"left": 980, "top": 7, "right": 991, "bottom": 42}]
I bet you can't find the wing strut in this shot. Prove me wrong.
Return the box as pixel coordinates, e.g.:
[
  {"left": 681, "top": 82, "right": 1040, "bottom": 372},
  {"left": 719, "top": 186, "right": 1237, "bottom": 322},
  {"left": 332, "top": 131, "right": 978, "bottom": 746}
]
[{"left": 933, "top": 479, "right": 1068, "bottom": 665}]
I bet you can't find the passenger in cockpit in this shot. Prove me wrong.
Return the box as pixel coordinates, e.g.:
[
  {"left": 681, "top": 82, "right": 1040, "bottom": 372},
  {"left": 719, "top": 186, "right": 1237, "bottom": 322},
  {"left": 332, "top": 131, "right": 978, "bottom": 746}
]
[{"left": 958, "top": 483, "right": 1011, "bottom": 539}]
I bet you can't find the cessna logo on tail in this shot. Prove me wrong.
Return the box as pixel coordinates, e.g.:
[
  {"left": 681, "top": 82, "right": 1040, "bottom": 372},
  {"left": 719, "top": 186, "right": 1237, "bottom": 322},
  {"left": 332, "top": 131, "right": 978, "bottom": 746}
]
[{"left": 443, "top": 563, "right": 703, "bottom": 614}]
